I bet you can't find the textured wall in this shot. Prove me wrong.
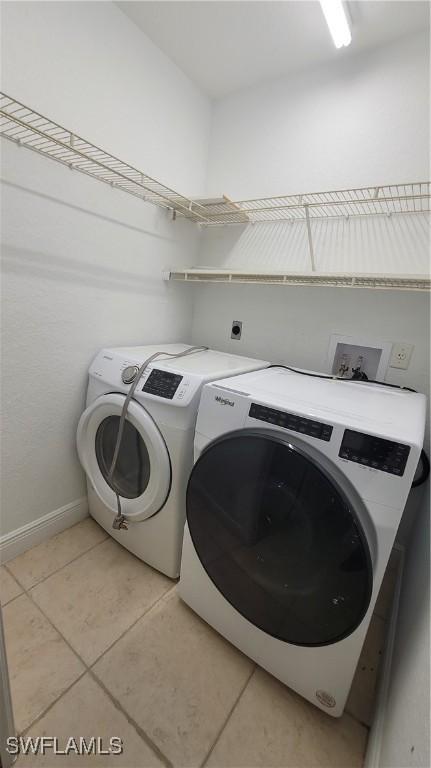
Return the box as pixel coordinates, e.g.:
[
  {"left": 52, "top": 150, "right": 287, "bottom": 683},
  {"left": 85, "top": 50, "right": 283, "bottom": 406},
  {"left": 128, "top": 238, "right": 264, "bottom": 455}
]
[
  {"left": 0, "top": 1, "right": 210, "bottom": 536},
  {"left": 206, "top": 32, "right": 429, "bottom": 199}
]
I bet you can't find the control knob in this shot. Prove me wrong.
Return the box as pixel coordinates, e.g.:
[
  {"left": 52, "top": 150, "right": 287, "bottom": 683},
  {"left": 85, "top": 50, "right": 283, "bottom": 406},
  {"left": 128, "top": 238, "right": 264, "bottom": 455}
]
[{"left": 122, "top": 365, "right": 139, "bottom": 385}]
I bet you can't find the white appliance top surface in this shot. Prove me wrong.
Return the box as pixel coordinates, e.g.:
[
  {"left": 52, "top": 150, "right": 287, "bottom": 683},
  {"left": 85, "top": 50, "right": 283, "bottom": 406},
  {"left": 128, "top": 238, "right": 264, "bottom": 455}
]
[
  {"left": 210, "top": 367, "right": 426, "bottom": 444},
  {"left": 103, "top": 343, "right": 268, "bottom": 379}
]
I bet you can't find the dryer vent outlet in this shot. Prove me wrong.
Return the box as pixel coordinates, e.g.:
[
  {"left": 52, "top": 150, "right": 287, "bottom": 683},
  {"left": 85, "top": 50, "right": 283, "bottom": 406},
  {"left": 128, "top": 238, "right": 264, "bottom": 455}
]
[{"left": 231, "top": 321, "right": 243, "bottom": 340}]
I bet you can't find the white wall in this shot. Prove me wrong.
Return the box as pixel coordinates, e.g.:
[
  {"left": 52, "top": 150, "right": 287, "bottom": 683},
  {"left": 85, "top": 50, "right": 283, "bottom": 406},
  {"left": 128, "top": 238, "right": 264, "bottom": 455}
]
[
  {"left": 380, "top": 485, "right": 430, "bottom": 768},
  {"left": 0, "top": 1, "right": 210, "bottom": 537},
  {"left": 207, "top": 32, "right": 429, "bottom": 199},
  {"left": 194, "top": 212, "right": 430, "bottom": 278},
  {"left": 191, "top": 283, "right": 430, "bottom": 397},
  {"left": 2, "top": 1, "right": 210, "bottom": 195}
]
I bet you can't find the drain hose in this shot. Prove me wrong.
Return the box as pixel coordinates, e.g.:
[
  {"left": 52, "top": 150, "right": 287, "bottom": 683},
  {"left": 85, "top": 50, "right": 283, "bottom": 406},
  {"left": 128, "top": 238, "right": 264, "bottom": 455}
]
[{"left": 107, "top": 345, "right": 208, "bottom": 529}]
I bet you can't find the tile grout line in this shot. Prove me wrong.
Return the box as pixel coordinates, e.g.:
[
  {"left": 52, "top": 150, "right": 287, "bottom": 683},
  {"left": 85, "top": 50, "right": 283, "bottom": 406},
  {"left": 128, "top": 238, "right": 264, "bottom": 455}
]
[
  {"left": 17, "top": 588, "right": 90, "bottom": 709},
  {"left": 1, "top": 592, "right": 25, "bottom": 609},
  {"left": 2, "top": 541, "right": 172, "bottom": 609},
  {"left": 3, "top": 530, "right": 109, "bottom": 592},
  {"left": 20, "top": 670, "right": 89, "bottom": 737},
  {"left": 20, "top": 667, "right": 172, "bottom": 768},
  {"left": 23, "top": 577, "right": 175, "bottom": 682},
  {"left": 4, "top": 520, "right": 176, "bottom": 676},
  {"left": 202, "top": 663, "right": 371, "bottom": 765},
  {"left": 2, "top": 519, "right": 177, "bottom": 764},
  {"left": 200, "top": 664, "right": 257, "bottom": 768},
  {"left": 88, "top": 583, "right": 177, "bottom": 671},
  {"left": 17, "top": 578, "right": 177, "bottom": 767},
  {"left": 87, "top": 667, "right": 173, "bottom": 768}
]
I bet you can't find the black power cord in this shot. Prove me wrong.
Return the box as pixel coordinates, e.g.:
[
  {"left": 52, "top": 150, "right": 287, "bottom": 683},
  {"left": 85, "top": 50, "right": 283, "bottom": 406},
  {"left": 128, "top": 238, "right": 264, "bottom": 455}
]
[
  {"left": 412, "top": 449, "right": 430, "bottom": 488},
  {"left": 268, "top": 364, "right": 417, "bottom": 391},
  {"left": 268, "top": 364, "right": 430, "bottom": 488}
]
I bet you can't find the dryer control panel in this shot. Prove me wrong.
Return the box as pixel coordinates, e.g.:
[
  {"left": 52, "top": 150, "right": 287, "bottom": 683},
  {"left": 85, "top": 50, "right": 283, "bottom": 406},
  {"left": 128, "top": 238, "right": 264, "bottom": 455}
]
[
  {"left": 249, "top": 403, "right": 333, "bottom": 442},
  {"left": 339, "top": 429, "right": 410, "bottom": 476},
  {"left": 142, "top": 369, "right": 183, "bottom": 399}
]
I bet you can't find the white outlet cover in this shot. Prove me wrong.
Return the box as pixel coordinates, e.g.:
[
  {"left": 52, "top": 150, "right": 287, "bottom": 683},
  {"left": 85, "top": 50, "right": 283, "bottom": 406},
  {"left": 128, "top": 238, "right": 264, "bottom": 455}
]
[{"left": 389, "top": 343, "right": 414, "bottom": 370}]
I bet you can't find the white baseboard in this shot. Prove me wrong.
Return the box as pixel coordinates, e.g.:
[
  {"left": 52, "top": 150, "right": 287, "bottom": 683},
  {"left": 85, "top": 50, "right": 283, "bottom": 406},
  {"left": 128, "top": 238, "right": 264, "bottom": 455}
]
[
  {"left": 364, "top": 544, "right": 405, "bottom": 768},
  {"left": 0, "top": 497, "right": 88, "bottom": 563}
]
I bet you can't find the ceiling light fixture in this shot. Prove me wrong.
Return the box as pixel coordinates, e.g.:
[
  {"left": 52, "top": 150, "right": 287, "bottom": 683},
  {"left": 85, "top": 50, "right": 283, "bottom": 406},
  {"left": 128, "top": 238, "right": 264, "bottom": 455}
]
[{"left": 319, "top": 0, "right": 352, "bottom": 49}]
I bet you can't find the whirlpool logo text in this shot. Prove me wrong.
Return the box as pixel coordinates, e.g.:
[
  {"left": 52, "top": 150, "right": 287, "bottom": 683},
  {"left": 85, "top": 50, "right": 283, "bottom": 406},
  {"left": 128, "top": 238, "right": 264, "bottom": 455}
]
[{"left": 215, "top": 395, "right": 235, "bottom": 407}]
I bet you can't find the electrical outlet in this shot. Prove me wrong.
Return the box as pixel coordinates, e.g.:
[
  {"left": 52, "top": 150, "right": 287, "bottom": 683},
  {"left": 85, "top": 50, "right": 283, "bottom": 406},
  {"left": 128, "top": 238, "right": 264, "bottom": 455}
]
[
  {"left": 231, "top": 321, "right": 242, "bottom": 340},
  {"left": 389, "top": 343, "right": 414, "bottom": 370}
]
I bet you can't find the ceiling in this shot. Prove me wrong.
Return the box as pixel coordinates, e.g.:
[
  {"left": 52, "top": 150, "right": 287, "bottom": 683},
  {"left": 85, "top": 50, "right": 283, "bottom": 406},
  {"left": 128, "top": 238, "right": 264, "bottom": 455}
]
[{"left": 117, "top": 1, "right": 429, "bottom": 99}]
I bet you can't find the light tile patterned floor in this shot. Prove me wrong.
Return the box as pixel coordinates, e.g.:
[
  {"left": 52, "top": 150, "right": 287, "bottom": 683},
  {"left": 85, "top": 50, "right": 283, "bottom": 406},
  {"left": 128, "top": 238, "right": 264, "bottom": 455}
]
[{"left": 1, "top": 518, "right": 396, "bottom": 767}]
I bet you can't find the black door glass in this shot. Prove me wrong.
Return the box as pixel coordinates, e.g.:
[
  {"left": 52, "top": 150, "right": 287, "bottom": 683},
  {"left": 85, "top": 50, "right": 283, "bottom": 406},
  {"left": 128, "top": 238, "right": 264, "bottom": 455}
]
[
  {"left": 187, "top": 433, "right": 372, "bottom": 647},
  {"left": 95, "top": 416, "right": 150, "bottom": 499}
]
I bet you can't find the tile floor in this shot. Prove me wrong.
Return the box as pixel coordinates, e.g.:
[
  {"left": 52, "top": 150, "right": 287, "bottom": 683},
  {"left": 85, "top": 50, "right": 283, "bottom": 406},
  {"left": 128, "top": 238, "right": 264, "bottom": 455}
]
[{"left": 1, "top": 518, "right": 398, "bottom": 767}]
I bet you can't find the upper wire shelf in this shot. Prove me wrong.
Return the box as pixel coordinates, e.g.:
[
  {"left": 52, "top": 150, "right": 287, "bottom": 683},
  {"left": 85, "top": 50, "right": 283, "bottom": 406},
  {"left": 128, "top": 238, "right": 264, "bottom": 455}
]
[
  {"left": 0, "top": 92, "right": 429, "bottom": 230},
  {"left": 197, "top": 183, "right": 431, "bottom": 225},
  {"left": 0, "top": 93, "right": 208, "bottom": 223}
]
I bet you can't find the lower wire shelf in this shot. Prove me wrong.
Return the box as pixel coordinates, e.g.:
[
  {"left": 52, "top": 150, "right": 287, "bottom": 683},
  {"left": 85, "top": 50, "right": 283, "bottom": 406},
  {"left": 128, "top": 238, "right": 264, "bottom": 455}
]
[{"left": 164, "top": 268, "right": 431, "bottom": 291}]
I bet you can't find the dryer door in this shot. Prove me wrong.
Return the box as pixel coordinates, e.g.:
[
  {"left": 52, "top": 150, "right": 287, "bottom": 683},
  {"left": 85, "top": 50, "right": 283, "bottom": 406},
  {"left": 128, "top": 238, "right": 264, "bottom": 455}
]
[
  {"left": 186, "top": 429, "right": 373, "bottom": 647},
  {"left": 77, "top": 394, "right": 171, "bottom": 521}
]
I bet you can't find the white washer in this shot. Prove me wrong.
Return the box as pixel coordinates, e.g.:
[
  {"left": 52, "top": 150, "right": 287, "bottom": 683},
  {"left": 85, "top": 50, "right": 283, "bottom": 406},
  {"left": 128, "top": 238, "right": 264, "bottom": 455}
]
[
  {"left": 77, "top": 343, "right": 268, "bottom": 577},
  {"left": 179, "top": 367, "right": 426, "bottom": 716}
]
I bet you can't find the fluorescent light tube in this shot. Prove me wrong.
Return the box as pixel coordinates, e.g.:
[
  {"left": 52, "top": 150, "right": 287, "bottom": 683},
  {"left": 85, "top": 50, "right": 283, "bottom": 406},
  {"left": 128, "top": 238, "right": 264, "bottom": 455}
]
[{"left": 320, "top": 0, "right": 351, "bottom": 49}]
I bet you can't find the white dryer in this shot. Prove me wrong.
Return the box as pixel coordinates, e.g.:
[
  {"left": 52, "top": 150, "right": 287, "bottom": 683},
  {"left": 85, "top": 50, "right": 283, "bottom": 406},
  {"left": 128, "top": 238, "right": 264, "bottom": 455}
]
[
  {"left": 179, "top": 366, "right": 426, "bottom": 715},
  {"left": 77, "top": 344, "right": 268, "bottom": 577}
]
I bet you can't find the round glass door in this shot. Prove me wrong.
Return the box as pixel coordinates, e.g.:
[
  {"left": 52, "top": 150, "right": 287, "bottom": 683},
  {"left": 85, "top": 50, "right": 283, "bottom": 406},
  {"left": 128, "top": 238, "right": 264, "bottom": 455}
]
[
  {"left": 187, "top": 431, "right": 373, "bottom": 647},
  {"left": 76, "top": 393, "right": 171, "bottom": 521},
  {"left": 95, "top": 416, "right": 151, "bottom": 499}
]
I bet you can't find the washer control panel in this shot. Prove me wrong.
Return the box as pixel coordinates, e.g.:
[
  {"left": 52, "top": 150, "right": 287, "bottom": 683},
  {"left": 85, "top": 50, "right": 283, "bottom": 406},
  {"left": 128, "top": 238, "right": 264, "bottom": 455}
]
[
  {"left": 142, "top": 369, "right": 183, "bottom": 400},
  {"left": 249, "top": 403, "right": 333, "bottom": 442},
  {"left": 339, "top": 429, "right": 410, "bottom": 476}
]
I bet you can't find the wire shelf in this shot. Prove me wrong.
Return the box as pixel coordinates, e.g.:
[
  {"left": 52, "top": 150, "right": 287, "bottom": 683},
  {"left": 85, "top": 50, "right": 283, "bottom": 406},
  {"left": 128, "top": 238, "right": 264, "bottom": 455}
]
[
  {"left": 166, "top": 269, "right": 431, "bottom": 292},
  {"left": 1, "top": 92, "right": 429, "bottom": 234},
  {"left": 0, "top": 92, "right": 209, "bottom": 223},
  {"left": 198, "top": 183, "right": 431, "bottom": 225}
]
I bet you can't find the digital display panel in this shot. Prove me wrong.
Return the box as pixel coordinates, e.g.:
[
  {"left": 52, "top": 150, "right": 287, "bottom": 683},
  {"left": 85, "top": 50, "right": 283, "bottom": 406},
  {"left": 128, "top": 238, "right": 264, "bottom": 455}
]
[
  {"left": 339, "top": 429, "right": 410, "bottom": 476},
  {"left": 142, "top": 369, "right": 183, "bottom": 399}
]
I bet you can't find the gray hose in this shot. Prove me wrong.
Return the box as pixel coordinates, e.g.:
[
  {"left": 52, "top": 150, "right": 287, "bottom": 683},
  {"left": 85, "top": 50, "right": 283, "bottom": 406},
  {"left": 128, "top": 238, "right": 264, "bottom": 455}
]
[{"left": 107, "top": 345, "right": 208, "bottom": 529}]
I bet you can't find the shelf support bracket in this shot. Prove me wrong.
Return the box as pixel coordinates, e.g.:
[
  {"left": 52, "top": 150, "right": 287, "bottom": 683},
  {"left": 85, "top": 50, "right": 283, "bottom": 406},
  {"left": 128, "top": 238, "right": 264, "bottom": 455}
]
[{"left": 304, "top": 205, "right": 316, "bottom": 272}]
